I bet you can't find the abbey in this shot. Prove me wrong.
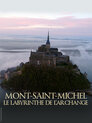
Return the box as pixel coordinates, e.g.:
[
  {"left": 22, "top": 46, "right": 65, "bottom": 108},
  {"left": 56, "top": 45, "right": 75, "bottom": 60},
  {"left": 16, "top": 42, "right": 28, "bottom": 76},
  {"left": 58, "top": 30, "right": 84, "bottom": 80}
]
[{"left": 29, "top": 32, "right": 69, "bottom": 66}]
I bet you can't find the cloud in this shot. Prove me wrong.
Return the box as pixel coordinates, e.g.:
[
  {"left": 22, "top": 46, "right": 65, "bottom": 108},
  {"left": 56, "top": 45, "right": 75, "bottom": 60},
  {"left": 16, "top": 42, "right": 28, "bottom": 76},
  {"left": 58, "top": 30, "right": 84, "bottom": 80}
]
[{"left": 0, "top": 16, "right": 92, "bottom": 36}]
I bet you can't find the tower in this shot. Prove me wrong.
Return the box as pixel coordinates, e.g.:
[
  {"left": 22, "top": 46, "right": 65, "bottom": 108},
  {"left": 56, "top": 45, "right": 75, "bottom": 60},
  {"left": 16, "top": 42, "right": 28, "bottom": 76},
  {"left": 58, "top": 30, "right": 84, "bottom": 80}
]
[{"left": 46, "top": 31, "right": 50, "bottom": 49}]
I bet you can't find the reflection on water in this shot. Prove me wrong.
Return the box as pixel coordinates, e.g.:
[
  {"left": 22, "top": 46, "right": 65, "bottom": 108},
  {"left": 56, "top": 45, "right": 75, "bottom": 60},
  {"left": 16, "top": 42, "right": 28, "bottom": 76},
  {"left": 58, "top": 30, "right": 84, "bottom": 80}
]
[{"left": 0, "top": 38, "right": 92, "bottom": 100}]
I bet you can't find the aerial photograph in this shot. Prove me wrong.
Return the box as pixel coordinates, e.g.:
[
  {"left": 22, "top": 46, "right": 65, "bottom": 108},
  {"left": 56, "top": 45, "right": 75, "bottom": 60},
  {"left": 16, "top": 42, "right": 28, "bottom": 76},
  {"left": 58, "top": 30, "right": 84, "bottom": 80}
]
[{"left": 0, "top": 0, "right": 92, "bottom": 123}]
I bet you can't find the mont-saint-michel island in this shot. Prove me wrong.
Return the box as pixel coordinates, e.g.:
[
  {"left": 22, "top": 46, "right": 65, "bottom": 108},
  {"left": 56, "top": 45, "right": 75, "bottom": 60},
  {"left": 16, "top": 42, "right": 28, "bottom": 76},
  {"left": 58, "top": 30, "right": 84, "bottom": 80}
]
[{"left": 0, "top": 32, "right": 90, "bottom": 92}]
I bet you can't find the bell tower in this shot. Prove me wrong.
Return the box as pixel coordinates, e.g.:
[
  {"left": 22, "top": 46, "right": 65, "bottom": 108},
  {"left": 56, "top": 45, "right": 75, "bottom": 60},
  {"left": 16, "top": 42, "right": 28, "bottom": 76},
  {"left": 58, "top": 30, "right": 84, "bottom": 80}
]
[{"left": 46, "top": 31, "right": 50, "bottom": 49}]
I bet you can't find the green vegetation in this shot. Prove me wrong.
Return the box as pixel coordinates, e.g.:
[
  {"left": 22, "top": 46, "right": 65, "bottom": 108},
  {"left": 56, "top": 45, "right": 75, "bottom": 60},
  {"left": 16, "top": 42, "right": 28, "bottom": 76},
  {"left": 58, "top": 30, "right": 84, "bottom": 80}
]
[{"left": 1, "top": 63, "right": 90, "bottom": 92}]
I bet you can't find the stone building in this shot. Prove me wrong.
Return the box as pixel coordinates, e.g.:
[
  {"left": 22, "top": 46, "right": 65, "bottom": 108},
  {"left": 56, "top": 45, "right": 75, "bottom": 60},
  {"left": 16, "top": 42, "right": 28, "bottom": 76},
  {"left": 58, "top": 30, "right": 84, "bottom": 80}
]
[{"left": 29, "top": 32, "right": 69, "bottom": 66}]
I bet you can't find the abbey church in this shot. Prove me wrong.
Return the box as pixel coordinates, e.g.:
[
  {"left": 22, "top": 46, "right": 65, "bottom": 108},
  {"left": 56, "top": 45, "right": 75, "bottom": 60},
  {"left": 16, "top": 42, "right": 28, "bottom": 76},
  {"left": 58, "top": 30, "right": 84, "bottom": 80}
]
[{"left": 29, "top": 32, "right": 69, "bottom": 66}]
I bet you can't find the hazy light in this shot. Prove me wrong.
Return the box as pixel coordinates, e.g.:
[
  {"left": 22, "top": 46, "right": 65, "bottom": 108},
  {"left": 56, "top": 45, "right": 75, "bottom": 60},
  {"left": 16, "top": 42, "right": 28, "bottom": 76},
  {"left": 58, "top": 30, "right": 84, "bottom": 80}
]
[{"left": 0, "top": 12, "right": 92, "bottom": 19}]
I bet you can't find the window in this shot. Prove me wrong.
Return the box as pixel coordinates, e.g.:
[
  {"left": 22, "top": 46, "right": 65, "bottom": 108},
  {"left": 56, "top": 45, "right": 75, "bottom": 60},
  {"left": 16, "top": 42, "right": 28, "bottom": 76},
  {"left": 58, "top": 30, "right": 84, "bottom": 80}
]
[
  {"left": 37, "top": 60, "right": 40, "bottom": 65},
  {"left": 48, "top": 60, "right": 50, "bottom": 65}
]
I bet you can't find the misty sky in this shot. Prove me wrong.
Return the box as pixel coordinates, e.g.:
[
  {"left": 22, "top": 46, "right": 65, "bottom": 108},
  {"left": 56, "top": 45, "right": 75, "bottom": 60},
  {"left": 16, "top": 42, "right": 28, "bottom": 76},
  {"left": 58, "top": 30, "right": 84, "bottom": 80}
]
[{"left": 0, "top": 0, "right": 92, "bottom": 38}]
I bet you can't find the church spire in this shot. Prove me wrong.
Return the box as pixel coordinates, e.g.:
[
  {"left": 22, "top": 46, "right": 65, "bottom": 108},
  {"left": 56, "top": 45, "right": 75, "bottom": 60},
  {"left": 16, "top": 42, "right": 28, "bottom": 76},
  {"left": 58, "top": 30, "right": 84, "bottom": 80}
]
[{"left": 46, "top": 31, "right": 50, "bottom": 45}]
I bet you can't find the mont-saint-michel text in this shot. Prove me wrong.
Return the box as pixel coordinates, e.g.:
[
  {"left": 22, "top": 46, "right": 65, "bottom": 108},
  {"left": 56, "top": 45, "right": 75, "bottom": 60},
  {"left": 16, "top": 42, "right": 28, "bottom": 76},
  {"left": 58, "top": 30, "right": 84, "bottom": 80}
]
[{"left": 3, "top": 92, "right": 88, "bottom": 106}]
